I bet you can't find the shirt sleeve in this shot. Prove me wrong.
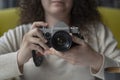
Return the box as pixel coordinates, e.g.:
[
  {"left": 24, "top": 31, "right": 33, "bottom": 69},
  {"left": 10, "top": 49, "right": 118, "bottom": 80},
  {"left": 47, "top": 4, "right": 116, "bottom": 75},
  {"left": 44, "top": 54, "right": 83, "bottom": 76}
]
[
  {"left": 0, "top": 24, "right": 30, "bottom": 79},
  {"left": 91, "top": 24, "right": 120, "bottom": 79},
  {"left": 0, "top": 52, "right": 22, "bottom": 80}
]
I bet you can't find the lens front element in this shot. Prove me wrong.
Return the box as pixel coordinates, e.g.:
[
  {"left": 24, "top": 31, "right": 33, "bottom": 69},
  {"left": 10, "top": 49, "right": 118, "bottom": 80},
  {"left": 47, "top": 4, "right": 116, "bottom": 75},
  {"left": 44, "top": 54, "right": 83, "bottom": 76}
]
[{"left": 51, "top": 30, "right": 72, "bottom": 52}]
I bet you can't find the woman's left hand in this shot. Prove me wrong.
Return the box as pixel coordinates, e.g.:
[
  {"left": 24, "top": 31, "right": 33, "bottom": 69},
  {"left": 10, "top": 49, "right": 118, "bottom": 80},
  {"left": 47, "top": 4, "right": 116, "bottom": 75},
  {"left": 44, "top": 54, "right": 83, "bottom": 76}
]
[{"left": 45, "top": 35, "right": 103, "bottom": 72}]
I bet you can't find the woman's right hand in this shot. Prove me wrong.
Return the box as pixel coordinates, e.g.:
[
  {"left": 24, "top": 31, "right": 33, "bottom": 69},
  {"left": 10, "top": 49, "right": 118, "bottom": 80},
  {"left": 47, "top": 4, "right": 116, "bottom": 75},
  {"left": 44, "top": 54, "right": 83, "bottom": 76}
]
[{"left": 17, "top": 22, "right": 49, "bottom": 68}]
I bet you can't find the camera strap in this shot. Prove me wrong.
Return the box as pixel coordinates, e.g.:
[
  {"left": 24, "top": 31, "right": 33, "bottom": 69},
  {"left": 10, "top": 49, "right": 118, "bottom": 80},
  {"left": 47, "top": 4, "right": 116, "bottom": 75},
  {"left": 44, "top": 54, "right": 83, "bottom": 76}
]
[{"left": 32, "top": 50, "right": 44, "bottom": 67}]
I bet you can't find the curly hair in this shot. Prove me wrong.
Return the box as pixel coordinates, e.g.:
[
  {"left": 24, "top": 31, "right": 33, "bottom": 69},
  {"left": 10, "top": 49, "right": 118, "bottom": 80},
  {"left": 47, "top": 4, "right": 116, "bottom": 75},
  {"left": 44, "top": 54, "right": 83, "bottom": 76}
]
[{"left": 19, "top": 0, "right": 100, "bottom": 27}]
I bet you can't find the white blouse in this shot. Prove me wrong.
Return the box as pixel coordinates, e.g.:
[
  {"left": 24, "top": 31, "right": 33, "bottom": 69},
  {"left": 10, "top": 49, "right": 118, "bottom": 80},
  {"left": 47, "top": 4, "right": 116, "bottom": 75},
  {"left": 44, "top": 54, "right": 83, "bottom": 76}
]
[{"left": 0, "top": 23, "right": 120, "bottom": 80}]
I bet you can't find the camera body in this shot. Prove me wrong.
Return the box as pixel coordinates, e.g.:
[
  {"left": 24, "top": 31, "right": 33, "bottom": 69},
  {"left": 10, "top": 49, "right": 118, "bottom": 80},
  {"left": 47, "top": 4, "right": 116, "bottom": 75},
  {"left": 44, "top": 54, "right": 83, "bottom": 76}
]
[{"left": 39, "top": 22, "right": 82, "bottom": 52}]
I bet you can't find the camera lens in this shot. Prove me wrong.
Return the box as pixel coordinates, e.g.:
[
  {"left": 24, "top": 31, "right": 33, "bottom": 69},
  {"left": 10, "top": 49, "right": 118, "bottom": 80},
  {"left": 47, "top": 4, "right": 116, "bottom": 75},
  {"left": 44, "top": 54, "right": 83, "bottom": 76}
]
[{"left": 51, "top": 30, "right": 72, "bottom": 52}]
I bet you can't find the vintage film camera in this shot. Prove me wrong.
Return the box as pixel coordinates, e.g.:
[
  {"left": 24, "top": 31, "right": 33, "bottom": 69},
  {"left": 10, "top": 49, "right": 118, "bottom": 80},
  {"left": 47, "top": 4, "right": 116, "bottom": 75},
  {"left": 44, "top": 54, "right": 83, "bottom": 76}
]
[
  {"left": 32, "top": 22, "right": 83, "bottom": 67},
  {"left": 40, "top": 22, "right": 83, "bottom": 52}
]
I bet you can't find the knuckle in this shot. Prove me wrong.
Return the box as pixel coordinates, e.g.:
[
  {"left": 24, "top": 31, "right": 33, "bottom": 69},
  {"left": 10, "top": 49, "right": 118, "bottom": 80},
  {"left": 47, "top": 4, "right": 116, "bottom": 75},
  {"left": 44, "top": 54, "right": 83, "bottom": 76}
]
[
  {"left": 27, "top": 29, "right": 35, "bottom": 36},
  {"left": 31, "top": 28, "right": 39, "bottom": 35},
  {"left": 34, "top": 28, "right": 39, "bottom": 32},
  {"left": 32, "top": 22, "right": 37, "bottom": 28},
  {"left": 33, "top": 44, "right": 40, "bottom": 50},
  {"left": 35, "top": 44, "right": 40, "bottom": 49},
  {"left": 23, "top": 34, "right": 29, "bottom": 41}
]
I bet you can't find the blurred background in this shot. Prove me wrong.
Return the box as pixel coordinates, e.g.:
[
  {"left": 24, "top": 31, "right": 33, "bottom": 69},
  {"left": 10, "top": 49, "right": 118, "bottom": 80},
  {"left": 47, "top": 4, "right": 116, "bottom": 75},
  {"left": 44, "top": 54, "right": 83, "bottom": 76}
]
[
  {"left": 97, "top": 0, "right": 120, "bottom": 8},
  {"left": 0, "top": 0, "right": 120, "bottom": 9},
  {"left": 0, "top": 0, "right": 18, "bottom": 9},
  {"left": 0, "top": 0, "right": 120, "bottom": 49}
]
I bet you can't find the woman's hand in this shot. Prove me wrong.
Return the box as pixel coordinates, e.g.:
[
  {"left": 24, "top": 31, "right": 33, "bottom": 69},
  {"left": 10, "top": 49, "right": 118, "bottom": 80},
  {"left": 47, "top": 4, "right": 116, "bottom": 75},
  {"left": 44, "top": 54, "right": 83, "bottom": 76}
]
[
  {"left": 17, "top": 22, "right": 49, "bottom": 68},
  {"left": 47, "top": 35, "right": 103, "bottom": 73}
]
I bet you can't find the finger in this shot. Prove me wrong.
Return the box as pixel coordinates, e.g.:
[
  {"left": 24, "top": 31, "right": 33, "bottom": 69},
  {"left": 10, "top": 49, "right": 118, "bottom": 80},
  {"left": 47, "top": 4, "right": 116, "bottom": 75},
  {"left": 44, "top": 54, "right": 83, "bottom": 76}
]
[
  {"left": 44, "top": 49, "right": 52, "bottom": 55},
  {"left": 30, "top": 37, "right": 49, "bottom": 50},
  {"left": 49, "top": 48, "right": 67, "bottom": 57},
  {"left": 49, "top": 48, "right": 64, "bottom": 56},
  {"left": 72, "top": 35, "right": 84, "bottom": 45},
  {"left": 49, "top": 48, "right": 76, "bottom": 63},
  {"left": 30, "top": 28, "right": 47, "bottom": 43},
  {"left": 37, "top": 31, "right": 47, "bottom": 43},
  {"left": 49, "top": 48, "right": 78, "bottom": 63},
  {"left": 30, "top": 43, "right": 44, "bottom": 54},
  {"left": 49, "top": 48, "right": 71, "bottom": 59},
  {"left": 32, "top": 22, "right": 48, "bottom": 29}
]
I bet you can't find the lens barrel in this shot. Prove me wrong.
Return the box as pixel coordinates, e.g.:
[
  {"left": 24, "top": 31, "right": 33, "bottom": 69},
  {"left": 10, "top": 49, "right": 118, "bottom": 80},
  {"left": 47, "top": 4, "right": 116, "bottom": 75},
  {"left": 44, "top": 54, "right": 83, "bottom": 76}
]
[{"left": 51, "top": 30, "right": 72, "bottom": 52}]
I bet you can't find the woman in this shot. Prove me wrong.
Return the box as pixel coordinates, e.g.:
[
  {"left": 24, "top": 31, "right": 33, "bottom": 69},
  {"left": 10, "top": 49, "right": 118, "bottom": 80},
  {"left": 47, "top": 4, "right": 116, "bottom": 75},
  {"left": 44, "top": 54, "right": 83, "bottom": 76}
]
[{"left": 0, "top": 0, "right": 120, "bottom": 80}]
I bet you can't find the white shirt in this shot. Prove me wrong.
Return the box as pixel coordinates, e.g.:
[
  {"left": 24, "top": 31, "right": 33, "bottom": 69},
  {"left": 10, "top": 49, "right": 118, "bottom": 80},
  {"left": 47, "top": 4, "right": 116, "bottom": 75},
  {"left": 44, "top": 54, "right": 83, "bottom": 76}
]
[{"left": 0, "top": 23, "right": 120, "bottom": 80}]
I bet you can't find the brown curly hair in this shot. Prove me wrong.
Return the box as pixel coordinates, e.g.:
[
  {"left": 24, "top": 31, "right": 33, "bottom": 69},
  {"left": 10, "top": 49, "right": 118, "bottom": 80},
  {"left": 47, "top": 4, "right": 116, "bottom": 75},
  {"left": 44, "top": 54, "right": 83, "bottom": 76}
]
[{"left": 19, "top": 0, "right": 100, "bottom": 27}]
